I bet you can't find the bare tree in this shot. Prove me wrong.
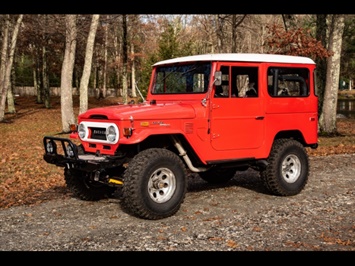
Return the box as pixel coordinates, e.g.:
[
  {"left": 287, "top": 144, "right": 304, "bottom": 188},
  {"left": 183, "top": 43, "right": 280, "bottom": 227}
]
[
  {"left": 0, "top": 14, "right": 23, "bottom": 122},
  {"left": 215, "top": 15, "right": 228, "bottom": 52},
  {"left": 102, "top": 15, "right": 108, "bottom": 98},
  {"left": 41, "top": 15, "right": 52, "bottom": 109},
  {"left": 319, "top": 15, "right": 345, "bottom": 134},
  {"left": 18, "top": 15, "right": 66, "bottom": 107},
  {"left": 79, "top": 14, "right": 100, "bottom": 114},
  {"left": 0, "top": 16, "right": 11, "bottom": 121},
  {"left": 60, "top": 15, "right": 77, "bottom": 132},
  {"left": 129, "top": 14, "right": 140, "bottom": 99},
  {"left": 315, "top": 14, "right": 328, "bottom": 116},
  {"left": 130, "top": 43, "right": 137, "bottom": 98},
  {"left": 5, "top": 16, "right": 23, "bottom": 114},
  {"left": 230, "top": 14, "right": 247, "bottom": 53},
  {"left": 282, "top": 14, "right": 296, "bottom": 31},
  {"left": 121, "top": 14, "right": 128, "bottom": 104},
  {"left": 192, "top": 15, "right": 216, "bottom": 53},
  {"left": 112, "top": 16, "right": 122, "bottom": 97}
]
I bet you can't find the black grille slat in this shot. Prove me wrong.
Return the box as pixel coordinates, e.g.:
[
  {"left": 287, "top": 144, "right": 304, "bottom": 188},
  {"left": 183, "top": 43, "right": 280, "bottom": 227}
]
[{"left": 90, "top": 127, "right": 107, "bottom": 140}]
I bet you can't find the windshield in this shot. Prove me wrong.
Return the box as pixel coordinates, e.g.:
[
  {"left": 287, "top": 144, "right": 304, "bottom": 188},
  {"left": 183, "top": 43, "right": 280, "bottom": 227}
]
[{"left": 152, "top": 62, "right": 211, "bottom": 94}]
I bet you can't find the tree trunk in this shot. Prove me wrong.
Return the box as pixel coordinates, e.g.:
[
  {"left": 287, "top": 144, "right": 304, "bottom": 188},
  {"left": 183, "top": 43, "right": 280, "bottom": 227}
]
[
  {"left": 42, "top": 45, "right": 51, "bottom": 108},
  {"left": 121, "top": 14, "right": 128, "bottom": 104},
  {"left": 215, "top": 15, "right": 226, "bottom": 53},
  {"left": 113, "top": 19, "right": 121, "bottom": 97},
  {"left": 0, "top": 18, "right": 9, "bottom": 122},
  {"left": 0, "top": 14, "right": 23, "bottom": 122},
  {"left": 130, "top": 43, "right": 137, "bottom": 98},
  {"left": 102, "top": 15, "right": 108, "bottom": 98},
  {"left": 319, "top": 15, "right": 345, "bottom": 134},
  {"left": 315, "top": 14, "right": 328, "bottom": 117},
  {"left": 79, "top": 14, "right": 100, "bottom": 115},
  {"left": 282, "top": 14, "right": 296, "bottom": 31},
  {"left": 40, "top": 15, "right": 51, "bottom": 108},
  {"left": 60, "top": 15, "right": 77, "bottom": 133},
  {"left": 231, "top": 14, "right": 247, "bottom": 53},
  {"left": 6, "top": 66, "right": 16, "bottom": 113},
  {"left": 33, "top": 57, "right": 42, "bottom": 104},
  {"left": 6, "top": 85, "right": 15, "bottom": 113},
  {"left": 6, "top": 15, "right": 23, "bottom": 114}
]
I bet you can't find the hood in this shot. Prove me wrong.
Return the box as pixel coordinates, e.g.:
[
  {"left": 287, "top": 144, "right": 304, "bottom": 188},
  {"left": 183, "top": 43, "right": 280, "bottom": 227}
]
[{"left": 78, "top": 102, "right": 196, "bottom": 121}]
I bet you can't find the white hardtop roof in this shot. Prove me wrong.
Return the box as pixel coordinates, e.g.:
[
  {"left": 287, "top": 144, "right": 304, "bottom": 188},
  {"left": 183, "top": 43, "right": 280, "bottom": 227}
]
[{"left": 153, "top": 53, "right": 315, "bottom": 66}]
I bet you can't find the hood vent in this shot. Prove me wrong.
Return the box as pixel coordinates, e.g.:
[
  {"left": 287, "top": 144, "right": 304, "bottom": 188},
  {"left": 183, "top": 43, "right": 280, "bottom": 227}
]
[{"left": 89, "top": 115, "right": 108, "bottom": 120}]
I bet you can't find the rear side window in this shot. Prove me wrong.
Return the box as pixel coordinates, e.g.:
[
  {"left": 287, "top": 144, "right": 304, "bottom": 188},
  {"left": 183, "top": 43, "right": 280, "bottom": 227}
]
[{"left": 268, "top": 67, "right": 310, "bottom": 97}]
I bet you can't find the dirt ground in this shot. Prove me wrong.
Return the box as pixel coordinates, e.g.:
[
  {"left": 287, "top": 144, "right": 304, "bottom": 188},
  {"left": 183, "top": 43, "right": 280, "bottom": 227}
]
[{"left": 0, "top": 153, "right": 354, "bottom": 251}]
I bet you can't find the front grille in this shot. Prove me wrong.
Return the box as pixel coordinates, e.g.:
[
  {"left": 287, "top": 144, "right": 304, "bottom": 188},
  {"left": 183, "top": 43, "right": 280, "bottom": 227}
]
[
  {"left": 79, "top": 121, "right": 119, "bottom": 145},
  {"left": 91, "top": 127, "right": 106, "bottom": 140}
]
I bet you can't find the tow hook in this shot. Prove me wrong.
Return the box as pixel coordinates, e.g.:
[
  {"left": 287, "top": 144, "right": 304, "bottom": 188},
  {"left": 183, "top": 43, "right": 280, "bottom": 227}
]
[
  {"left": 94, "top": 170, "right": 123, "bottom": 185},
  {"left": 108, "top": 178, "right": 123, "bottom": 185}
]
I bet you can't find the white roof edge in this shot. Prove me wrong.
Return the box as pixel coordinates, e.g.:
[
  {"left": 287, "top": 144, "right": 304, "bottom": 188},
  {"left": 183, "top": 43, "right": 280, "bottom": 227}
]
[{"left": 153, "top": 53, "right": 316, "bottom": 66}]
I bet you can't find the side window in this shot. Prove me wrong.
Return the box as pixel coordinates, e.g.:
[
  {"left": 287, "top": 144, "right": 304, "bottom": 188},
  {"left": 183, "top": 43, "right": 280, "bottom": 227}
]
[
  {"left": 231, "top": 66, "right": 258, "bottom": 97},
  {"left": 268, "top": 67, "right": 310, "bottom": 97},
  {"left": 214, "top": 66, "right": 229, "bottom": 97}
]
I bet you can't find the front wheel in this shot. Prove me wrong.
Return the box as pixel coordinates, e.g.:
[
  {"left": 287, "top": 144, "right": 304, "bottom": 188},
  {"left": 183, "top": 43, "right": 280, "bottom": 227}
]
[
  {"left": 121, "top": 148, "right": 188, "bottom": 220},
  {"left": 260, "top": 139, "right": 309, "bottom": 196}
]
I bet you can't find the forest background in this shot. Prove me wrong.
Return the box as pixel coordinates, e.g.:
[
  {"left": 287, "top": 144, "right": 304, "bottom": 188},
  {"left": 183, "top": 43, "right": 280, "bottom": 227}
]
[
  {"left": 0, "top": 14, "right": 355, "bottom": 209},
  {"left": 0, "top": 14, "right": 354, "bottom": 132}
]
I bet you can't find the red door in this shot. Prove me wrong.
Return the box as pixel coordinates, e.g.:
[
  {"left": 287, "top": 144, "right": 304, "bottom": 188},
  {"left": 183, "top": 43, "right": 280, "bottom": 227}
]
[
  {"left": 209, "top": 64, "right": 265, "bottom": 151},
  {"left": 210, "top": 96, "right": 264, "bottom": 151}
]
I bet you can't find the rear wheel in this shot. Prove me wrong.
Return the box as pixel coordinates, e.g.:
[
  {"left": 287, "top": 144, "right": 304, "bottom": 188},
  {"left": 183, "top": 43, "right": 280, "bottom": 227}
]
[
  {"left": 64, "top": 168, "right": 116, "bottom": 201},
  {"left": 121, "top": 148, "right": 187, "bottom": 220},
  {"left": 260, "top": 139, "right": 309, "bottom": 196}
]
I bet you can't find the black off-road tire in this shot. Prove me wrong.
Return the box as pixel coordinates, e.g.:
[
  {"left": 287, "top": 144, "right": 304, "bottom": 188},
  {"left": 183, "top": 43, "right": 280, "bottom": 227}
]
[
  {"left": 64, "top": 168, "right": 116, "bottom": 201},
  {"left": 121, "top": 148, "right": 188, "bottom": 220},
  {"left": 260, "top": 139, "right": 309, "bottom": 196},
  {"left": 199, "top": 167, "right": 236, "bottom": 184}
]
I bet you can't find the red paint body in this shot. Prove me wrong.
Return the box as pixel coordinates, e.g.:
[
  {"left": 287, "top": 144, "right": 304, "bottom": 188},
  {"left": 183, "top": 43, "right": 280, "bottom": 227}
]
[{"left": 72, "top": 53, "right": 318, "bottom": 165}]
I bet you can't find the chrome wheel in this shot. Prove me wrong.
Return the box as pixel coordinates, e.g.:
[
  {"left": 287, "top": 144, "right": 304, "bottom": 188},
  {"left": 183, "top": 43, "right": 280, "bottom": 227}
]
[
  {"left": 281, "top": 154, "right": 301, "bottom": 183},
  {"left": 148, "top": 168, "right": 176, "bottom": 203}
]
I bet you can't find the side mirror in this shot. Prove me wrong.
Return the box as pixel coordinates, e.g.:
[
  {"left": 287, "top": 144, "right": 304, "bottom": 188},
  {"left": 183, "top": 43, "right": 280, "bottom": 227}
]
[{"left": 214, "top": 71, "right": 222, "bottom": 86}]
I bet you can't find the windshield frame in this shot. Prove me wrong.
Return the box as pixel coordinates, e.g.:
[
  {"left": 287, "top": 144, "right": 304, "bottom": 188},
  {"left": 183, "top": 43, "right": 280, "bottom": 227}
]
[{"left": 151, "top": 62, "right": 212, "bottom": 95}]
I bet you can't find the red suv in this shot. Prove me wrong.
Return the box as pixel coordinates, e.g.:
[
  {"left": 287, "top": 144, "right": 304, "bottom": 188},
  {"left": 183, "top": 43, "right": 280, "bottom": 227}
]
[{"left": 43, "top": 53, "right": 318, "bottom": 220}]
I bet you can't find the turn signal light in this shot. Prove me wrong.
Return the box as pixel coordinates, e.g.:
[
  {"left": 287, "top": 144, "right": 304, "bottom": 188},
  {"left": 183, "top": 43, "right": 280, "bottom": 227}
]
[
  {"left": 123, "top": 127, "right": 133, "bottom": 137},
  {"left": 69, "top": 124, "right": 77, "bottom": 132}
]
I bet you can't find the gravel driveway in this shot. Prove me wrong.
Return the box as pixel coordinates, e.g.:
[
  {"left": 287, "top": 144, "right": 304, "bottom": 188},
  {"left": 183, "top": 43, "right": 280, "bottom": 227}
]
[{"left": 1, "top": 153, "right": 354, "bottom": 251}]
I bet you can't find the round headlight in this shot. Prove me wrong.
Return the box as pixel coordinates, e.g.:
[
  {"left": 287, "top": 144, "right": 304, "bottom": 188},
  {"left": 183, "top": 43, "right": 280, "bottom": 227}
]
[
  {"left": 106, "top": 125, "right": 117, "bottom": 142},
  {"left": 78, "top": 123, "right": 86, "bottom": 139}
]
